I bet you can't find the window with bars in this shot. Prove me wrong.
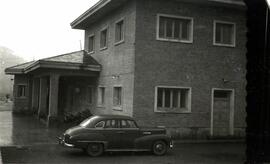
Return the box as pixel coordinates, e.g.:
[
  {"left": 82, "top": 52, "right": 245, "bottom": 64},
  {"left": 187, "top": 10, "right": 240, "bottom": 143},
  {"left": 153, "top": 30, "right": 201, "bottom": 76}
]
[
  {"left": 100, "top": 28, "right": 108, "bottom": 49},
  {"left": 113, "top": 87, "right": 122, "bottom": 109},
  {"left": 157, "top": 14, "right": 193, "bottom": 42},
  {"left": 155, "top": 87, "right": 191, "bottom": 113},
  {"left": 98, "top": 87, "right": 105, "bottom": 106},
  {"left": 214, "top": 21, "right": 236, "bottom": 47},
  {"left": 88, "top": 35, "right": 95, "bottom": 53},
  {"left": 115, "top": 20, "right": 124, "bottom": 43},
  {"left": 17, "top": 85, "right": 26, "bottom": 97}
]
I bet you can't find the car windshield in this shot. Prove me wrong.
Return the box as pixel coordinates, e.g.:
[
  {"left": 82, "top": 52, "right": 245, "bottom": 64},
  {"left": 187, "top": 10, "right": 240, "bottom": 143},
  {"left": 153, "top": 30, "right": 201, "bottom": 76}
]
[{"left": 79, "top": 116, "right": 97, "bottom": 127}]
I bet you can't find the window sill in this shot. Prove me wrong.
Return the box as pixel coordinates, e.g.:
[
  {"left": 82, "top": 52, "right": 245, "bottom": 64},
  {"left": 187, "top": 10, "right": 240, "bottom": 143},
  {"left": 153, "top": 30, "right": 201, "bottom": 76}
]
[
  {"left": 114, "top": 40, "right": 124, "bottom": 46},
  {"left": 213, "top": 43, "right": 235, "bottom": 48},
  {"left": 156, "top": 38, "right": 193, "bottom": 44},
  {"left": 87, "top": 51, "right": 95, "bottom": 55},
  {"left": 100, "top": 46, "right": 108, "bottom": 51},
  {"left": 113, "top": 106, "right": 123, "bottom": 111},
  {"left": 154, "top": 110, "right": 191, "bottom": 114},
  {"left": 154, "top": 107, "right": 191, "bottom": 114}
]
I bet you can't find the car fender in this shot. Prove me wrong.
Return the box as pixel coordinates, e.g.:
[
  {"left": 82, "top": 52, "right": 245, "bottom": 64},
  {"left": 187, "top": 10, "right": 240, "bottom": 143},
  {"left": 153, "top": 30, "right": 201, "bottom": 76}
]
[
  {"left": 134, "top": 134, "right": 171, "bottom": 149},
  {"left": 70, "top": 132, "right": 108, "bottom": 149}
]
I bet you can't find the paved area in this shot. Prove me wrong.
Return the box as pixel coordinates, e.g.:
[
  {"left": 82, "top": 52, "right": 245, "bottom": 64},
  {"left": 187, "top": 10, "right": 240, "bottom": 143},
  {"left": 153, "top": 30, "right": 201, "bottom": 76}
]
[{"left": 0, "top": 102, "right": 246, "bottom": 164}]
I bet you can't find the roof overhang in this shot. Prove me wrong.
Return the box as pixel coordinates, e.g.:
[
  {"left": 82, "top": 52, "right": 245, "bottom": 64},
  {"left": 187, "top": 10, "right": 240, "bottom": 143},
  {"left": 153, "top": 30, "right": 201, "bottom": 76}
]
[
  {"left": 24, "top": 61, "right": 101, "bottom": 73},
  {"left": 71, "top": 0, "right": 245, "bottom": 29},
  {"left": 5, "top": 61, "right": 101, "bottom": 75},
  {"left": 71, "top": 0, "right": 128, "bottom": 29}
]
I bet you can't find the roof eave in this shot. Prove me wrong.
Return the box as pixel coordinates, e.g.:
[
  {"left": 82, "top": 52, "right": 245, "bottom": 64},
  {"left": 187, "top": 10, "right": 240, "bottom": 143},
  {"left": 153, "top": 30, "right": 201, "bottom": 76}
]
[
  {"left": 4, "top": 68, "right": 24, "bottom": 75},
  {"left": 71, "top": 0, "right": 111, "bottom": 29},
  {"left": 24, "top": 61, "right": 101, "bottom": 73}
]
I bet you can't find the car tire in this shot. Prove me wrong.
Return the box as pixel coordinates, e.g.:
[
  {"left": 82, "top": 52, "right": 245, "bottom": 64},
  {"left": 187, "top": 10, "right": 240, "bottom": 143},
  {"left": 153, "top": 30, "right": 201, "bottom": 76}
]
[
  {"left": 152, "top": 140, "right": 167, "bottom": 156},
  {"left": 86, "top": 143, "right": 104, "bottom": 157}
]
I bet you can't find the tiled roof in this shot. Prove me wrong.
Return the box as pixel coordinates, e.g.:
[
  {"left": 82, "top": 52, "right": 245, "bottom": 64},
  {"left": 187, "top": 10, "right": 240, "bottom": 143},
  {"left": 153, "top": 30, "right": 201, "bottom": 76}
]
[
  {"left": 6, "top": 61, "right": 36, "bottom": 70},
  {"left": 42, "top": 50, "right": 99, "bottom": 65},
  {"left": 5, "top": 50, "right": 101, "bottom": 74}
]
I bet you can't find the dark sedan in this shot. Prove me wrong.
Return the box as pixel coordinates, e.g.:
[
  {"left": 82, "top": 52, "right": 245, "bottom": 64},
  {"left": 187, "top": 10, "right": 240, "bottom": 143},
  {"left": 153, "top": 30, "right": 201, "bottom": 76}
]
[{"left": 58, "top": 115, "right": 173, "bottom": 156}]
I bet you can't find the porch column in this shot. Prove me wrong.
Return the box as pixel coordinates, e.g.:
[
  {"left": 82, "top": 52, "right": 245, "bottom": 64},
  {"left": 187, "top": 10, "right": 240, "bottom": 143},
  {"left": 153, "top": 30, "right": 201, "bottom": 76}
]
[
  {"left": 38, "top": 76, "right": 48, "bottom": 118},
  {"left": 47, "top": 74, "right": 60, "bottom": 126},
  {"left": 31, "top": 78, "right": 39, "bottom": 114}
]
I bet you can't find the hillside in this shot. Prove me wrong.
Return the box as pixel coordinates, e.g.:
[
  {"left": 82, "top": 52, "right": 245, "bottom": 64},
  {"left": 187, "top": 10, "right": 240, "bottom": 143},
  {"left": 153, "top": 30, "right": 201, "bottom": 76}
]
[{"left": 0, "top": 46, "right": 25, "bottom": 99}]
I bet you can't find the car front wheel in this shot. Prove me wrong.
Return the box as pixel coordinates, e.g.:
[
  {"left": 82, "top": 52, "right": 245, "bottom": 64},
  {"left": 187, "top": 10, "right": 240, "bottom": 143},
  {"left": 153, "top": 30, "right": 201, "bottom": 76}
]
[
  {"left": 152, "top": 140, "right": 167, "bottom": 156},
  {"left": 86, "top": 143, "right": 104, "bottom": 157}
]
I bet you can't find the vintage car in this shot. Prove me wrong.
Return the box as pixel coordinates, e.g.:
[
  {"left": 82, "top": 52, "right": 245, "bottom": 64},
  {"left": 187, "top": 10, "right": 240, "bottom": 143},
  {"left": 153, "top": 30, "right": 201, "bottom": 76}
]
[{"left": 58, "top": 115, "right": 173, "bottom": 156}]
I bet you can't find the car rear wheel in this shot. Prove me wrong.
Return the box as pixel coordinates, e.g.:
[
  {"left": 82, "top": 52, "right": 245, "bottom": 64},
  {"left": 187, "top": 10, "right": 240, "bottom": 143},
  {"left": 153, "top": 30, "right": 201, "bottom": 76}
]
[
  {"left": 152, "top": 140, "right": 167, "bottom": 156},
  {"left": 86, "top": 143, "right": 104, "bottom": 157}
]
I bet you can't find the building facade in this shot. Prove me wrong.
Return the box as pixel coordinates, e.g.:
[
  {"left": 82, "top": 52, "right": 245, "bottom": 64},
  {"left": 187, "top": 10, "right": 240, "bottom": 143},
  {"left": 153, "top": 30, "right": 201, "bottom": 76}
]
[{"left": 6, "top": 0, "right": 247, "bottom": 139}]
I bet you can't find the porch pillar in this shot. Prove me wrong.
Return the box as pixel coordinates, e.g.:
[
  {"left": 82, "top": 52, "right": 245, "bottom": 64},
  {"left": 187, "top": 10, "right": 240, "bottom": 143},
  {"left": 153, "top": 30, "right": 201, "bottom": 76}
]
[
  {"left": 47, "top": 74, "right": 60, "bottom": 127},
  {"left": 38, "top": 77, "right": 48, "bottom": 118},
  {"left": 31, "top": 78, "right": 39, "bottom": 114}
]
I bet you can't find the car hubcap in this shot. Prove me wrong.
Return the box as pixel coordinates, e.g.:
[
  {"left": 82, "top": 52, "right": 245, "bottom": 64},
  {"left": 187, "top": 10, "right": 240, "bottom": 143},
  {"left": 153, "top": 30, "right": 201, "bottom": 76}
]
[{"left": 156, "top": 144, "right": 164, "bottom": 152}]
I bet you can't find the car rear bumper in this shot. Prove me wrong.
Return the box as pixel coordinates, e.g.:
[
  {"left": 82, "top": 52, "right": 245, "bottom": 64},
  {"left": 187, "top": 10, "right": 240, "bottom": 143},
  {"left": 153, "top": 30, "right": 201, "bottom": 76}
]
[{"left": 58, "top": 137, "right": 75, "bottom": 148}]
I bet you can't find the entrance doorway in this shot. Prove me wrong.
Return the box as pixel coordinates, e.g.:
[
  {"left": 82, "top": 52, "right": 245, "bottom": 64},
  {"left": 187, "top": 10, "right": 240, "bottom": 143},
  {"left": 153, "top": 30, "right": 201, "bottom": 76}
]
[{"left": 211, "top": 89, "right": 235, "bottom": 137}]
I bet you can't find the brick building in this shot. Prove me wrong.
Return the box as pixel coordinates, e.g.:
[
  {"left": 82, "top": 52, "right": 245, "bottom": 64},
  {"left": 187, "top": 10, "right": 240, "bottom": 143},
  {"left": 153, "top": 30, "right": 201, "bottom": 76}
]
[{"left": 5, "top": 0, "right": 247, "bottom": 139}]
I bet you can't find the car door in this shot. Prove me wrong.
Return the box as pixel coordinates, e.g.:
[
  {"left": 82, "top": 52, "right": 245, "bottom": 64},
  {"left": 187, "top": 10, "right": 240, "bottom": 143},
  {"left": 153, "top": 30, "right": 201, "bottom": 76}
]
[
  {"left": 119, "top": 119, "right": 140, "bottom": 149},
  {"left": 102, "top": 119, "right": 122, "bottom": 149}
]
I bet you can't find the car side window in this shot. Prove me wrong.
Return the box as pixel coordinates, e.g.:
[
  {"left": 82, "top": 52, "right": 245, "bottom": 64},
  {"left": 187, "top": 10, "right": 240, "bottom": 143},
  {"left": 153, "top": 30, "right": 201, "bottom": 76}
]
[
  {"left": 121, "top": 120, "right": 130, "bottom": 128},
  {"left": 104, "top": 119, "right": 118, "bottom": 128},
  {"left": 95, "top": 121, "right": 105, "bottom": 129},
  {"left": 121, "top": 120, "right": 138, "bottom": 129},
  {"left": 127, "top": 120, "right": 138, "bottom": 128}
]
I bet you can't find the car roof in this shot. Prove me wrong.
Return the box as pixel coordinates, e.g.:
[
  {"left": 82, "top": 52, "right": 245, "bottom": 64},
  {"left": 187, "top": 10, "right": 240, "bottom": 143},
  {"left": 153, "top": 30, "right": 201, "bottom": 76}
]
[{"left": 94, "top": 115, "right": 134, "bottom": 120}]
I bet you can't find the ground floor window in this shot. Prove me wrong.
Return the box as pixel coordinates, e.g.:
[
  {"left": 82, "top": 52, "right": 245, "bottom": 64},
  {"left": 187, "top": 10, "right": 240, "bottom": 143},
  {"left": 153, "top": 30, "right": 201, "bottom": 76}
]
[
  {"left": 17, "top": 85, "right": 26, "bottom": 98},
  {"left": 87, "top": 86, "right": 94, "bottom": 104},
  {"left": 98, "top": 87, "right": 105, "bottom": 106},
  {"left": 155, "top": 86, "right": 191, "bottom": 113},
  {"left": 113, "top": 86, "right": 122, "bottom": 110}
]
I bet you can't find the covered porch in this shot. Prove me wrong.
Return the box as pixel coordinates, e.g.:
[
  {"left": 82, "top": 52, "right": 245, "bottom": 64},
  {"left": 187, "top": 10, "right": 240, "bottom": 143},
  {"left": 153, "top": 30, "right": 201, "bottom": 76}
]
[{"left": 5, "top": 51, "right": 101, "bottom": 127}]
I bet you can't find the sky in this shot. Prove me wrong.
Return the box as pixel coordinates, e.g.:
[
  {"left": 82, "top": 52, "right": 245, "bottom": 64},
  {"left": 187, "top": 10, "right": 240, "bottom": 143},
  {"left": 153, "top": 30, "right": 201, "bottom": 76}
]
[{"left": 0, "top": 0, "right": 99, "bottom": 61}]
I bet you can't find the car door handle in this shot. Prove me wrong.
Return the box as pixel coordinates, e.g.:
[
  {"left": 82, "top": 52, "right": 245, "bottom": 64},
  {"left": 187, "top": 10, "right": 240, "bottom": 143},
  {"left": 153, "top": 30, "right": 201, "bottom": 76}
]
[{"left": 116, "top": 131, "right": 125, "bottom": 134}]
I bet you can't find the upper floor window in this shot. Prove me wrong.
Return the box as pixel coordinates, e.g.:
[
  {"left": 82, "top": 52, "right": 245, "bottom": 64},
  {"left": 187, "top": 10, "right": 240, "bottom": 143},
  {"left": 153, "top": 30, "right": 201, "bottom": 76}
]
[
  {"left": 100, "top": 28, "right": 108, "bottom": 49},
  {"left": 88, "top": 35, "right": 95, "bottom": 53},
  {"left": 17, "top": 85, "right": 26, "bottom": 98},
  {"left": 115, "top": 19, "right": 124, "bottom": 44},
  {"left": 155, "top": 86, "right": 191, "bottom": 113},
  {"left": 98, "top": 87, "right": 105, "bottom": 106},
  {"left": 157, "top": 14, "right": 193, "bottom": 43},
  {"left": 214, "top": 21, "right": 236, "bottom": 47},
  {"left": 113, "top": 86, "right": 122, "bottom": 110}
]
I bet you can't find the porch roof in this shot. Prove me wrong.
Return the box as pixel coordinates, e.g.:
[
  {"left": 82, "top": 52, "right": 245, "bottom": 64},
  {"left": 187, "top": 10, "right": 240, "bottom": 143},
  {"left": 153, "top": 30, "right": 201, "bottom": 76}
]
[{"left": 5, "top": 50, "right": 101, "bottom": 75}]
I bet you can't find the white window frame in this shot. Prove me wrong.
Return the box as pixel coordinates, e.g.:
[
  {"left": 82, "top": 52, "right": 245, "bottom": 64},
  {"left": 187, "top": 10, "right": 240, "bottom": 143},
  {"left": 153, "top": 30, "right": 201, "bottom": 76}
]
[
  {"left": 113, "top": 85, "right": 123, "bottom": 111},
  {"left": 97, "top": 86, "right": 106, "bottom": 107},
  {"left": 114, "top": 18, "right": 125, "bottom": 45},
  {"left": 17, "top": 84, "right": 27, "bottom": 98},
  {"left": 213, "top": 20, "right": 236, "bottom": 47},
  {"left": 87, "top": 34, "right": 95, "bottom": 54},
  {"left": 154, "top": 86, "right": 192, "bottom": 113},
  {"left": 156, "top": 14, "right": 194, "bottom": 43},
  {"left": 100, "top": 26, "right": 108, "bottom": 50}
]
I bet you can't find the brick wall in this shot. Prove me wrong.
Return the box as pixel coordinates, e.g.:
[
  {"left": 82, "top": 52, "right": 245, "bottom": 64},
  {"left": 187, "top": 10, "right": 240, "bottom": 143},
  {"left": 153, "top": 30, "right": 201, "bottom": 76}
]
[
  {"left": 84, "top": 0, "right": 136, "bottom": 116},
  {"left": 133, "top": 0, "right": 247, "bottom": 138}
]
